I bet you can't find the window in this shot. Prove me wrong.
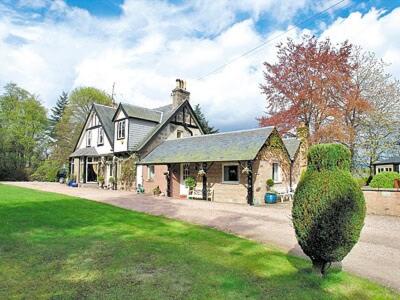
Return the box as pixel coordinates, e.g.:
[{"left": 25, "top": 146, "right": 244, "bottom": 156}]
[
  {"left": 183, "top": 163, "right": 190, "bottom": 180},
  {"left": 222, "top": 164, "right": 239, "bottom": 183},
  {"left": 98, "top": 127, "right": 104, "bottom": 145},
  {"left": 177, "top": 130, "right": 183, "bottom": 139},
  {"left": 86, "top": 130, "right": 92, "bottom": 147},
  {"left": 147, "top": 165, "right": 155, "bottom": 180},
  {"left": 272, "top": 162, "right": 280, "bottom": 182},
  {"left": 117, "top": 120, "right": 125, "bottom": 139}
]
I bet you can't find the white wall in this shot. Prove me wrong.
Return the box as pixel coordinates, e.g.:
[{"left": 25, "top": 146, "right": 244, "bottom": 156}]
[
  {"left": 114, "top": 109, "right": 128, "bottom": 153},
  {"left": 76, "top": 111, "right": 113, "bottom": 155}
]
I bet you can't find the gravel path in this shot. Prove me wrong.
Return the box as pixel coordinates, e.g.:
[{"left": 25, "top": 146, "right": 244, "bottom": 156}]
[{"left": 3, "top": 181, "right": 400, "bottom": 291}]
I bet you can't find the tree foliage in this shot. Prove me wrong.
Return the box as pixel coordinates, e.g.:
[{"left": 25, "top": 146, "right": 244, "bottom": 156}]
[
  {"left": 51, "top": 87, "right": 112, "bottom": 165},
  {"left": 0, "top": 83, "right": 48, "bottom": 180},
  {"left": 369, "top": 172, "right": 400, "bottom": 189},
  {"left": 49, "top": 91, "right": 68, "bottom": 139},
  {"left": 193, "top": 104, "right": 218, "bottom": 134},
  {"left": 259, "top": 36, "right": 400, "bottom": 170},
  {"left": 292, "top": 143, "right": 366, "bottom": 275}
]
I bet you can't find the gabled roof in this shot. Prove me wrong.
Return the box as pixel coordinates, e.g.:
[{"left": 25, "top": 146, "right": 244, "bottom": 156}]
[
  {"left": 72, "top": 103, "right": 116, "bottom": 152},
  {"left": 70, "top": 147, "right": 98, "bottom": 157},
  {"left": 283, "top": 138, "right": 301, "bottom": 160},
  {"left": 113, "top": 103, "right": 163, "bottom": 123},
  {"left": 373, "top": 156, "right": 400, "bottom": 165},
  {"left": 136, "top": 100, "right": 205, "bottom": 152},
  {"left": 138, "top": 127, "right": 275, "bottom": 164},
  {"left": 93, "top": 104, "right": 117, "bottom": 144}
]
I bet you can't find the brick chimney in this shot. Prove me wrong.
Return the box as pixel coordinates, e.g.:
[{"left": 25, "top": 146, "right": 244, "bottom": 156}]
[{"left": 171, "top": 79, "right": 190, "bottom": 108}]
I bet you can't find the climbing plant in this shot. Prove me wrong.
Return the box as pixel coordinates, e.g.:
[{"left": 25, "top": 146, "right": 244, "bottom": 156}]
[{"left": 119, "top": 154, "right": 137, "bottom": 191}]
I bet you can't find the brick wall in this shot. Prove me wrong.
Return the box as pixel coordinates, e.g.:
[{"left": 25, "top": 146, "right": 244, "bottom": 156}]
[{"left": 142, "top": 165, "right": 168, "bottom": 195}]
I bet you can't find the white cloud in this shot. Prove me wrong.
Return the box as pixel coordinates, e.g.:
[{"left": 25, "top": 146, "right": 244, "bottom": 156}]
[
  {"left": 0, "top": 1, "right": 399, "bottom": 131},
  {"left": 321, "top": 7, "right": 400, "bottom": 80}
]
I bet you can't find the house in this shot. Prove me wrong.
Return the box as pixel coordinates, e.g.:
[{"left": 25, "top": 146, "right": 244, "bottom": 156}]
[
  {"left": 373, "top": 157, "right": 400, "bottom": 175},
  {"left": 138, "top": 127, "right": 307, "bottom": 205},
  {"left": 69, "top": 78, "right": 307, "bottom": 205},
  {"left": 69, "top": 79, "right": 205, "bottom": 187}
]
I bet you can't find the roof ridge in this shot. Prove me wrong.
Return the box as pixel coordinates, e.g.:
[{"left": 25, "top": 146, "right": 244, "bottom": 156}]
[
  {"left": 163, "top": 126, "right": 275, "bottom": 142},
  {"left": 93, "top": 103, "right": 115, "bottom": 109}
]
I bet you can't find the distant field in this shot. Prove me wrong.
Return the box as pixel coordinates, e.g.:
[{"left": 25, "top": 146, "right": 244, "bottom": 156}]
[{"left": 0, "top": 184, "right": 397, "bottom": 299}]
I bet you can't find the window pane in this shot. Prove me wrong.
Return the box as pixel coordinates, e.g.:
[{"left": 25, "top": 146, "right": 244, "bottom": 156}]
[{"left": 224, "top": 165, "right": 238, "bottom": 182}]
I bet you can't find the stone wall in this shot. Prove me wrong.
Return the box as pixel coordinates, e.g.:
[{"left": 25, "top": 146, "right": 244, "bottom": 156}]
[{"left": 363, "top": 188, "right": 400, "bottom": 217}]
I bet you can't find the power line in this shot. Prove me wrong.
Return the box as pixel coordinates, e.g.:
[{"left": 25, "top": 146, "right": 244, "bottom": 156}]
[{"left": 197, "top": 0, "right": 352, "bottom": 80}]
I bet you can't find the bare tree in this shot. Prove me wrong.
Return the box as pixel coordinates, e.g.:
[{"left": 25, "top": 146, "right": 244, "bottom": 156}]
[{"left": 352, "top": 47, "right": 400, "bottom": 175}]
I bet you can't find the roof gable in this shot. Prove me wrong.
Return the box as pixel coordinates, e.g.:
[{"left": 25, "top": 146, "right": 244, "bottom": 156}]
[
  {"left": 138, "top": 127, "right": 275, "bottom": 164},
  {"left": 113, "top": 103, "right": 163, "bottom": 123},
  {"left": 73, "top": 104, "right": 116, "bottom": 151},
  {"left": 283, "top": 138, "right": 301, "bottom": 160},
  {"left": 136, "top": 100, "right": 205, "bottom": 152}
]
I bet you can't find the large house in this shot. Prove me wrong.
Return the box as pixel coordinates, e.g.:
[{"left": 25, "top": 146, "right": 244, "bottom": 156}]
[
  {"left": 69, "top": 79, "right": 307, "bottom": 205},
  {"left": 373, "top": 157, "right": 400, "bottom": 175}
]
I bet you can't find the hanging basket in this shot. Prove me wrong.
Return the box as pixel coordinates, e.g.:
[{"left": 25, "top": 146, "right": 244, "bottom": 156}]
[{"left": 242, "top": 167, "right": 251, "bottom": 174}]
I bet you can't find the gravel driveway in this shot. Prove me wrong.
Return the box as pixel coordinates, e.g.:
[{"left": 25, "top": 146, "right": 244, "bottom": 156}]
[{"left": 3, "top": 181, "right": 400, "bottom": 291}]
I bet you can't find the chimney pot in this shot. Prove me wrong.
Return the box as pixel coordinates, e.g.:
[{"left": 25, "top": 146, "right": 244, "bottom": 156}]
[{"left": 172, "top": 78, "right": 190, "bottom": 108}]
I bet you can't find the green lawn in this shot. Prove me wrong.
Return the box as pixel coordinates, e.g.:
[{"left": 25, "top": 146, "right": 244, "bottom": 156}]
[{"left": 0, "top": 184, "right": 397, "bottom": 299}]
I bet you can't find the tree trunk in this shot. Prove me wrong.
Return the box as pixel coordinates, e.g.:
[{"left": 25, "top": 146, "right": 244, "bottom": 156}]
[{"left": 312, "top": 259, "right": 330, "bottom": 276}]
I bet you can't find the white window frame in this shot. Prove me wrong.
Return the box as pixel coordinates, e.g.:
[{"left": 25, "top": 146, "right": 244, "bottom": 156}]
[
  {"left": 272, "top": 162, "right": 281, "bottom": 183},
  {"left": 98, "top": 127, "right": 104, "bottom": 145},
  {"left": 147, "top": 165, "right": 155, "bottom": 181},
  {"left": 86, "top": 130, "right": 92, "bottom": 147},
  {"left": 177, "top": 130, "right": 183, "bottom": 139},
  {"left": 222, "top": 163, "right": 240, "bottom": 184},
  {"left": 117, "top": 120, "right": 126, "bottom": 139}
]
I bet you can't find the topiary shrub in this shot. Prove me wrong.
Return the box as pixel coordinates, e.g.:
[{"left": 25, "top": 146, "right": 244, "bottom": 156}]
[
  {"left": 307, "top": 143, "right": 351, "bottom": 172},
  {"left": 292, "top": 143, "right": 366, "bottom": 275},
  {"left": 370, "top": 172, "right": 400, "bottom": 188}
]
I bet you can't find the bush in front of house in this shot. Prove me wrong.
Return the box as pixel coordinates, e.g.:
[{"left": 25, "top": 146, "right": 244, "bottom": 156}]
[
  {"left": 369, "top": 171, "right": 400, "bottom": 188},
  {"left": 184, "top": 177, "right": 196, "bottom": 190},
  {"left": 30, "top": 160, "right": 60, "bottom": 182},
  {"left": 292, "top": 143, "right": 366, "bottom": 275}
]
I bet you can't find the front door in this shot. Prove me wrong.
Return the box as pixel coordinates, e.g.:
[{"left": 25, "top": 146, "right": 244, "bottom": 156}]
[{"left": 180, "top": 163, "right": 190, "bottom": 196}]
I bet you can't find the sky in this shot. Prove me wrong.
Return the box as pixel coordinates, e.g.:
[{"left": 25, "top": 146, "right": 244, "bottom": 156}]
[{"left": 0, "top": 0, "right": 399, "bottom": 131}]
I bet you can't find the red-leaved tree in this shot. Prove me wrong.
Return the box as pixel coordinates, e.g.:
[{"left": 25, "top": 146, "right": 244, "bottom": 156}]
[{"left": 259, "top": 35, "right": 366, "bottom": 145}]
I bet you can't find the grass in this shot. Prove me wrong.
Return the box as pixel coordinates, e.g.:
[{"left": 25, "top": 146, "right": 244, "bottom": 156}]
[{"left": 0, "top": 184, "right": 397, "bottom": 299}]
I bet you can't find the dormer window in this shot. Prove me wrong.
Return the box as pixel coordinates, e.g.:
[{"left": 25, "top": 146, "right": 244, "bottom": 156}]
[
  {"left": 86, "top": 130, "right": 92, "bottom": 147},
  {"left": 117, "top": 120, "right": 125, "bottom": 140},
  {"left": 98, "top": 127, "right": 104, "bottom": 145}
]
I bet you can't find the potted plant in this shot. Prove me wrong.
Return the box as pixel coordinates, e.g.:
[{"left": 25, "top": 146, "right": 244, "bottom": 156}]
[
  {"left": 109, "top": 176, "right": 115, "bottom": 190},
  {"left": 153, "top": 185, "right": 161, "bottom": 196},
  {"left": 265, "top": 179, "right": 277, "bottom": 204},
  {"left": 184, "top": 176, "right": 196, "bottom": 191},
  {"left": 98, "top": 176, "right": 105, "bottom": 189}
]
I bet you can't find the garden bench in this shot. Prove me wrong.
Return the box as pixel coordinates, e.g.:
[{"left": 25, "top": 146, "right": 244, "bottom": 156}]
[{"left": 188, "top": 188, "right": 214, "bottom": 201}]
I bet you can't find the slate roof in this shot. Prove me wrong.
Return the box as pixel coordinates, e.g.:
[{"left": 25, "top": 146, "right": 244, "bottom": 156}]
[
  {"left": 138, "top": 127, "right": 275, "bottom": 164},
  {"left": 119, "top": 103, "right": 163, "bottom": 123},
  {"left": 136, "top": 101, "right": 205, "bottom": 152},
  {"left": 70, "top": 147, "right": 98, "bottom": 157},
  {"left": 93, "top": 104, "right": 117, "bottom": 144},
  {"left": 372, "top": 156, "right": 400, "bottom": 165},
  {"left": 283, "top": 138, "right": 301, "bottom": 160}
]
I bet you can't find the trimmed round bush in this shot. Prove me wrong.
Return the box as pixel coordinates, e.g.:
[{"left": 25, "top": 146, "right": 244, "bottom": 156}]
[
  {"left": 370, "top": 172, "right": 400, "bottom": 188},
  {"left": 292, "top": 143, "right": 366, "bottom": 274},
  {"left": 307, "top": 143, "right": 351, "bottom": 172}
]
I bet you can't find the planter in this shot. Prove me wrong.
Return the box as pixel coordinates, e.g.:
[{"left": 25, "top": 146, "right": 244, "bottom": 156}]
[{"left": 265, "top": 192, "right": 278, "bottom": 204}]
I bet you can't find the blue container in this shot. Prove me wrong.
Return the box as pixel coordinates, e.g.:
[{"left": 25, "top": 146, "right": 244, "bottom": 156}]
[{"left": 265, "top": 192, "right": 277, "bottom": 204}]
